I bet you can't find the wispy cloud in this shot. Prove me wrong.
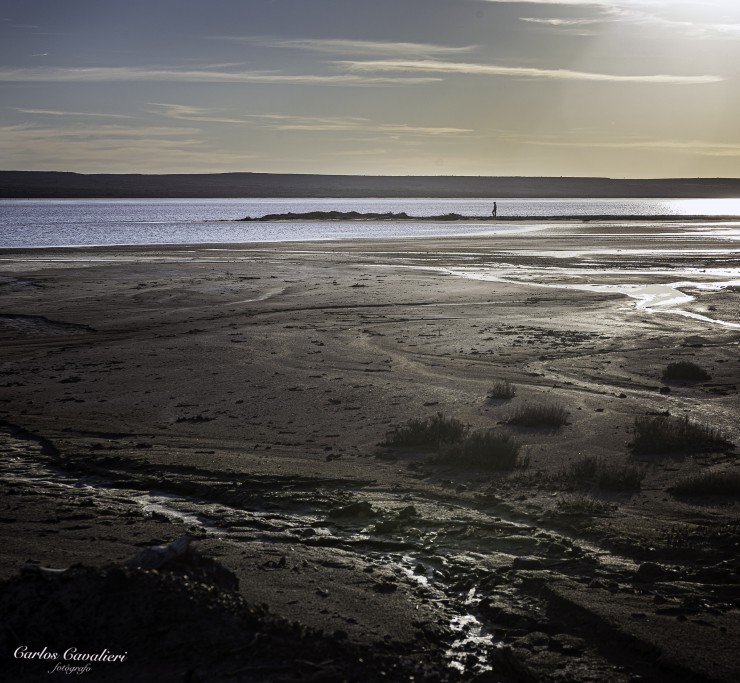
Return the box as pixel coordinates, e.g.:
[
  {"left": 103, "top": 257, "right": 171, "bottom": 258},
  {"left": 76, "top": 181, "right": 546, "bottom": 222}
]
[
  {"left": 520, "top": 18, "right": 600, "bottom": 26},
  {"left": 231, "top": 37, "right": 476, "bottom": 57},
  {"left": 327, "top": 147, "right": 393, "bottom": 157},
  {"left": 477, "top": 0, "right": 613, "bottom": 4},
  {"left": 624, "top": 13, "right": 740, "bottom": 39},
  {"left": 511, "top": 1, "right": 740, "bottom": 39},
  {"left": 248, "top": 113, "right": 471, "bottom": 136},
  {"left": 1, "top": 123, "right": 201, "bottom": 140},
  {"left": 15, "top": 107, "right": 133, "bottom": 119},
  {"left": 340, "top": 59, "right": 722, "bottom": 84},
  {"left": 0, "top": 66, "right": 440, "bottom": 86},
  {"left": 0, "top": 123, "right": 258, "bottom": 172},
  {"left": 503, "top": 134, "right": 740, "bottom": 157},
  {"left": 518, "top": 17, "right": 601, "bottom": 35},
  {"left": 148, "top": 103, "right": 245, "bottom": 124}
]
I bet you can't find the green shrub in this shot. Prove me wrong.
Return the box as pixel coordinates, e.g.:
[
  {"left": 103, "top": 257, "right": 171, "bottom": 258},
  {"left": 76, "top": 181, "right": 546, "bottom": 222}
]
[
  {"left": 632, "top": 415, "right": 733, "bottom": 454},
  {"left": 487, "top": 381, "right": 516, "bottom": 400},
  {"left": 384, "top": 413, "right": 467, "bottom": 447},
  {"left": 669, "top": 470, "right": 740, "bottom": 497},
  {"left": 662, "top": 361, "right": 710, "bottom": 382},
  {"left": 508, "top": 402, "right": 569, "bottom": 428},
  {"left": 437, "top": 429, "right": 523, "bottom": 471}
]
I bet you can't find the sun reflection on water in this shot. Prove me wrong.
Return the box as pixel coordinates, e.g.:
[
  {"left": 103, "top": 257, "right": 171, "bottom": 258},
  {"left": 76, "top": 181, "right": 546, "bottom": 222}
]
[{"left": 670, "top": 198, "right": 740, "bottom": 216}]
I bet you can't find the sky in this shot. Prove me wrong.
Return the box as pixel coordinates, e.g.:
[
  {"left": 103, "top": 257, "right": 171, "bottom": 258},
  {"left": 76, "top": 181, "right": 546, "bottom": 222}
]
[{"left": 1, "top": 0, "right": 740, "bottom": 177}]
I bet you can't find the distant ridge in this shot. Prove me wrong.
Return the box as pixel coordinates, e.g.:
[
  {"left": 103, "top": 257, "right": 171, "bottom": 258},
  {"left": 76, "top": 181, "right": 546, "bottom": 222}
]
[{"left": 1, "top": 171, "right": 740, "bottom": 199}]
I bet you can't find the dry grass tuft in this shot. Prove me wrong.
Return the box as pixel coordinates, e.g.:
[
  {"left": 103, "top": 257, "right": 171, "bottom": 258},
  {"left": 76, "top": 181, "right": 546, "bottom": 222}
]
[
  {"left": 662, "top": 361, "right": 710, "bottom": 382},
  {"left": 564, "top": 455, "right": 645, "bottom": 491},
  {"left": 557, "top": 494, "right": 615, "bottom": 515},
  {"left": 632, "top": 414, "right": 733, "bottom": 454},
  {"left": 384, "top": 413, "right": 467, "bottom": 448},
  {"left": 437, "top": 430, "right": 524, "bottom": 471},
  {"left": 487, "top": 381, "right": 516, "bottom": 401},
  {"left": 669, "top": 470, "right": 740, "bottom": 497},
  {"left": 508, "top": 402, "right": 569, "bottom": 428}
]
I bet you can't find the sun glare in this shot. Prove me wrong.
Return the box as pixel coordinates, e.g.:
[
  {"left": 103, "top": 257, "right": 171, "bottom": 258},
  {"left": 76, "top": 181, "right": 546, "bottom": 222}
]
[{"left": 673, "top": 198, "right": 740, "bottom": 216}]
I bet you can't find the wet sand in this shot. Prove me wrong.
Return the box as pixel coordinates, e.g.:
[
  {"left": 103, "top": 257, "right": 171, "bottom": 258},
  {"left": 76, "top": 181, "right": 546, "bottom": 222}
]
[{"left": 1, "top": 221, "right": 739, "bottom": 681}]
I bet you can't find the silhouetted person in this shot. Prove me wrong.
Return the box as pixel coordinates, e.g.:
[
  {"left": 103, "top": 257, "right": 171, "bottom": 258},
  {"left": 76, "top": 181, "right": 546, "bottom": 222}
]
[{"left": 492, "top": 202, "right": 497, "bottom": 217}]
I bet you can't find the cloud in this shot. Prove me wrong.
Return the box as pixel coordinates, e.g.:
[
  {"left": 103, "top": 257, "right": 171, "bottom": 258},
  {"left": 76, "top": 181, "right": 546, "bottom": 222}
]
[
  {"left": 1, "top": 123, "right": 201, "bottom": 139},
  {"left": 15, "top": 108, "right": 133, "bottom": 119},
  {"left": 249, "top": 113, "right": 471, "bottom": 136},
  {"left": 340, "top": 59, "right": 722, "bottom": 84},
  {"left": 0, "top": 123, "right": 258, "bottom": 173},
  {"left": 503, "top": 133, "right": 740, "bottom": 157},
  {"left": 518, "top": 17, "right": 601, "bottom": 34},
  {"left": 148, "top": 103, "right": 246, "bottom": 124},
  {"left": 509, "top": 1, "right": 740, "bottom": 39},
  {"left": 476, "top": 0, "right": 614, "bottom": 4},
  {"left": 0, "top": 66, "right": 440, "bottom": 86},
  {"left": 477, "top": 1, "right": 662, "bottom": 6},
  {"left": 623, "top": 13, "right": 740, "bottom": 40},
  {"left": 327, "top": 147, "right": 393, "bottom": 157},
  {"left": 520, "top": 17, "right": 600, "bottom": 25},
  {"left": 218, "top": 36, "right": 475, "bottom": 57}
]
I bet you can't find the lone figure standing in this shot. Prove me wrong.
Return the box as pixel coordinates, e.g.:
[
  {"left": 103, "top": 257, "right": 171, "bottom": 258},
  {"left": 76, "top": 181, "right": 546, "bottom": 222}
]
[{"left": 492, "top": 202, "right": 498, "bottom": 217}]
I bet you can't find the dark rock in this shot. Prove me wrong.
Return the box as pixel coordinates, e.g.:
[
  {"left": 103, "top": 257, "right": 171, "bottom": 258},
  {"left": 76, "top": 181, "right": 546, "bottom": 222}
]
[
  {"left": 397, "top": 505, "right": 418, "bottom": 520},
  {"left": 328, "top": 501, "right": 376, "bottom": 519},
  {"left": 514, "top": 631, "right": 550, "bottom": 649},
  {"left": 374, "top": 518, "right": 401, "bottom": 533},
  {"left": 512, "top": 556, "right": 544, "bottom": 570},
  {"left": 633, "top": 562, "right": 675, "bottom": 583},
  {"left": 489, "top": 645, "right": 539, "bottom": 683},
  {"left": 550, "top": 633, "right": 586, "bottom": 654},
  {"left": 691, "top": 567, "right": 739, "bottom": 584}
]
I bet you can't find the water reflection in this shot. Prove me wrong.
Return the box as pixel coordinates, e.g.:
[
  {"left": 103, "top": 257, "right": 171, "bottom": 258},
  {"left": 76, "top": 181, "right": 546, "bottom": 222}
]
[{"left": 670, "top": 198, "right": 740, "bottom": 216}]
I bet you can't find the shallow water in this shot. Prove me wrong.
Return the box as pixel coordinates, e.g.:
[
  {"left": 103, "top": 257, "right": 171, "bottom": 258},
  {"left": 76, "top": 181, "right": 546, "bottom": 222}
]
[
  {"left": 445, "top": 266, "right": 740, "bottom": 329},
  {"left": 3, "top": 197, "right": 740, "bottom": 248}
]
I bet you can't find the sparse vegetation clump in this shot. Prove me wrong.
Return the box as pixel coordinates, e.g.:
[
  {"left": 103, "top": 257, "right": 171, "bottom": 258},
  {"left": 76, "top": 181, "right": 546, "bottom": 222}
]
[
  {"left": 663, "top": 520, "right": 740, "bottom": 553},
  {"left": 487, "top": 381, "right": 516, "bottom": 401},
  {"left": 631, "top": 414, "right": 733, "bottom": 454},
  {"left": 557, "top": 494, "right": 615, "bottom": 515},
  {"left": 669, "top": 470, "right": 740, "bottom": 497},
  {"left": 564, "top": 455, "right": 645, "bottom": 491},
  {"left": 384, "top": 413, "right": 467, "bottom": 448},
  {"left": 437, "top": 429, "right": 524, "bottom": 471},
  {"left": 662, "top": 361, "right": 711, "bottom": 382},
  {"left": 508, "top": 402, "right": 569, "bottom": 428},
  {"left": 597, "top": 463, "right": 646, "bottom": 491},
  {"left": 566, "top": 455, "right": 599, "bottom": 482}
]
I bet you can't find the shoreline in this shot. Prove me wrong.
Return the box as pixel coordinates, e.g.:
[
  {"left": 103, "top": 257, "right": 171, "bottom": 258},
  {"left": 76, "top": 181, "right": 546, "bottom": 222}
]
[
  {"left": 236, "top": 211, "right": 740, "bottom": 222},
  {"left": 1, "top": 230, "right": 740, "bottom": 681}
]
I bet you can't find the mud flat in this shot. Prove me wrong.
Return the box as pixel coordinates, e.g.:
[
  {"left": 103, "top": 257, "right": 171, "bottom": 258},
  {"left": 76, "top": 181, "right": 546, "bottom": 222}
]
[{"left": 1, "top": 220, "right": 739, "bottom": 681}]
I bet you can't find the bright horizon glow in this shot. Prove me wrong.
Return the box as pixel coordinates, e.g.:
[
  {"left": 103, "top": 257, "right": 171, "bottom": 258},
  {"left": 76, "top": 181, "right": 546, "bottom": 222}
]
[
  {"left": 672, "top": 198, "right": 740, "bottom": 215},
  {"left": 1, "top": 0, "right": 739, "bottom": 177}
]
